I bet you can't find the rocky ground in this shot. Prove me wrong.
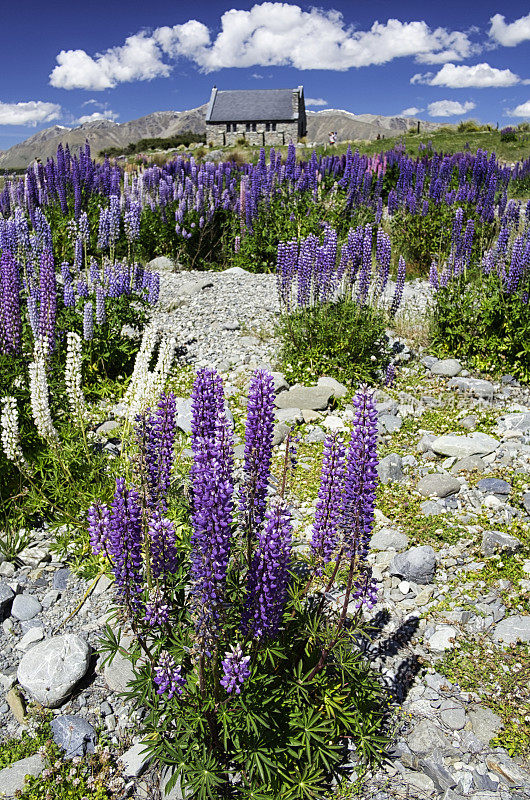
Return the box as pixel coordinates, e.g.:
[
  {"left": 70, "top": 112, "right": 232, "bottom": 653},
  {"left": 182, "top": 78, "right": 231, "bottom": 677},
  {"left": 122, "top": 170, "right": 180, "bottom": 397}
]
[{"left": 0, "top": 266, "right": 529, "bottom": 800}]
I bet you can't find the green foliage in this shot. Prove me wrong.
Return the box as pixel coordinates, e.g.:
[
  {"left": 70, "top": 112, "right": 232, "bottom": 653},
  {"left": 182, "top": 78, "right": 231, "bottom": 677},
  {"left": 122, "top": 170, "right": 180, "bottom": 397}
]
[
  {"left": 500, "top": 128, "right": 517, "bottom": 143},
  {"left": 430, "top": 274, "right": 530, "bottom": 382},
  {"left": 0, "top": 710, "right": 52, "bottom": 769},
  {"left": 277, "top": 300, "right": 390, "bottom": 387},
  {"left": 439, "top": 638, "right": 530, "bottom": 756},
  {"left": 100, "top": 133, "right": 204, "bottom": 158},
  {"left": 390, "top": 204, "right": 495, "bottom": 275}
]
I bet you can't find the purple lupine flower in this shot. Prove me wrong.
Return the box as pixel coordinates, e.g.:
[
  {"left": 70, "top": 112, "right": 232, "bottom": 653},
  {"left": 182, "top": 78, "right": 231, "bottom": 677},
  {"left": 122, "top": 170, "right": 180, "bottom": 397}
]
[
  {"left": 108, "top": 195, "right": 121, "bottom": 245},
  {"left": 241, "top": 497, "right": 292, "bottom": 641},
  {"left": 147, "top": 272, "right": 160, "bottom": 305},
  {"left": 234, "top": 235, "right": 241, "bottom": 253},
  {"left": 124, "top": 200, "right": 141, "bottom": 243},
  {"left": 190, "top": 369, "right": 234, "bottom": 640},
  {"left": 38, "top": 249, "right": 56, "bottom": 349},
  {"left": 357, "top": 225, "right": 372, "bottom": 304},
  {"left": 429, "top": 261, "right": 439, "bottom": 289},
  {"left": 220, "top": 644, "right": 251, "bottom": 695},
  {"left": 389, "top": 256, "right": 406, "bottom": 317},
  {"left": 340, "top": 386, "right": 378, "bottom": 569},
  {"left": 76, "top": 280, "right": 89, "bottom": 298},
  {"left": 79, "top": 211, "right": 90, "bottom": 243},
  {"left": 144, "top": 588, "right": 170, "bottom": 627},
  {"left": 0, "top": 250, "right": 22, "bottom": 355},
  {"left": 384, "top": 362, "right": 396, "bottom": 387},
  {"left": 140, "top": 392, "right": 177, "bottom": 508},
  {"left": 148, "top": 510, "right": 178, "bottom": 580},
  {"left": 107, "top": 478, "right": 143, "bottom": 607},
  {"left": 239, "top": 370, "right": 275, "bottom": 537},
  {"left": 63, "top": 282, "right": 75, "bottom": 307},
  {"left": 88, "top": 502, "right": 110, "bottom": 555},
  {"left": 154, "top": 652, "right": 186, "bottom": 699},
  {"left": 375, "top": 228, "right": 391, "bottom": 295},
  {"left": 83, "top": 301, "right": 94, "bottom": 341},
  {"left": 310, "top": 434, "right": 346, "bottom": 566},
  {"left": 95, "top": 286, "right": 106, "bottom": 325},
  {"left": 97, "top": 206, "right": 109, "bottom": 250}
]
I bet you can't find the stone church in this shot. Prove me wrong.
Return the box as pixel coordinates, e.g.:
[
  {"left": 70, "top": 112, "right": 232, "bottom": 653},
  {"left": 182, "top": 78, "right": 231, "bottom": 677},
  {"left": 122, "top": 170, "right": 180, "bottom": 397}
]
[{"left": 205, "top": 87, "right": 307, "bottom": 147}]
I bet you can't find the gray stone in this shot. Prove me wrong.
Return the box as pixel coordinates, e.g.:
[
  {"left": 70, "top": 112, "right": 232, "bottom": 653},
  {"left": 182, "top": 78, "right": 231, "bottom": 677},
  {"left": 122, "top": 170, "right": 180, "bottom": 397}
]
[
  {"left": 431, "top": 432, "right": 499, "bottom": 459},
  {"left": 450, "top": 455, "right": 486, "bottom": 474},
  {"left": 492, "top": 615, "right": 530, "bottom": 645},
  {"left": 370, "top": 528, "right": 409, "bottom": 551},
  {"left": 0, "top": 755, "right": 45, "bottom": 797},
  {"left": 96, "top": 420, "right": 120, "bottom": 436},
  {"left": 523, "top": 492, "right": 530, "bottom": 516},
  {"left": 377, "top": 454, "right": 404, "bottom": 484},
  {"left": 420, "top": 759, "right": 458, "bottom": 792},
  {"left": 317, "top": 376, "right": 348, "bottom": 399},
  {"left": 421, "top": 500, "right": 445, "bottom": 516},
  {"left": 401, "top": 771, "right": 436, "bottom": 793},
  {"left": 275, "top": 408, "right": 303, "bottom": 425},
  {"left": 174, "top": 397, "right": 193, "bottom": 434},
  {"left": 272, "top": 423, "right": 290, "bottom": 446},
  {"left": 104, "top": 636, "right": 136, "bottom": 693},
  {"left": 51, "top": 715, "right": 97, "bottom": 758},
  {"left": 0, "top": 583, "right": 14, "bottom": 620},
  {"left": 17, "top": 634, "right": 90, "bottom": 708},
  {"left": 476, "top": 478, "right": 511, "bottom": 495},
  {"left": 178, "top": 277, "right": 213, "bottom": 296},
  {"left": 270, "top": 371, "right": 289, "bottom": 394},
  {"left": 407, "top": 719, "right": 454, "bottom": 755},
  {"left": 304, "top": 427, "right": 326, "bottom": 444},
  {"left": 485, "top": 753, "right": 530, "bottom": 788},
  {"left": 17, "top": 545, "right": 50, "bottom": 568},
  {"left": 53, "top": 568, "right": 70, "bottom": 591},
  {"left": 147, "top": 256, "right": 179, "bottom": 273},
  {"left": 275, "top": 385, "right": 333, "bottom": 411},
  {"left": 378, "top": 414, "right": 402, "bottom": 434},
  {"left": 119, "top": 741, "right": 151, "bottom": 778},
  {"left": 428, "top": 625, "right": 458, "bottom": 652},
  {"left": 472, "top": 771, "right": 499, "bottom": 792},
  {"left": 221, "top": 266, "right": 249, "bottom": 276},
  {"left": 417, "top": 473, "right": 461, "bottom": 498},
  {"left": 448, "top": 377, "right": 495, "bottom": 399},
  {"left": 41, "top": 590, "right": 60, "bottom": 609},
  {"left": 0, "top": 561, "right": 15, "bottom": 578},
  {"left": 499, "top": 412, "right": 530, "bottom": 432},
  {"left": 11, "top": 594, "right": 42, "bottom": 621},
  {"left": 460, "top": 414, "right": 477, "bottom": 430},
  {"left": 468, "top": 707, "right": 503, "bottom": 745},
  {"left": 440, "top": 699, "right": 466, "bottom": 730},
  {"left": 390, "top": 545, "right": 437, "bottom": 584},
  {"left": 481, "top": 530, "right": 522, "bottom": 557},
  {"left": 430, "top": 359, "right": 462, "bottom": 377},
  {"left": 16, "top": 627, "right": 45, "bottom": 651}
]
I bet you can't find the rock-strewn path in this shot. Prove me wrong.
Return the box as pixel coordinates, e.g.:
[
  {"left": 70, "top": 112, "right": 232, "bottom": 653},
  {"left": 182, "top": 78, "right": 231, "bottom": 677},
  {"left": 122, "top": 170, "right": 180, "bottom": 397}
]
[{"left": 1, "top": 268, "right": 529, "bottom": 799}]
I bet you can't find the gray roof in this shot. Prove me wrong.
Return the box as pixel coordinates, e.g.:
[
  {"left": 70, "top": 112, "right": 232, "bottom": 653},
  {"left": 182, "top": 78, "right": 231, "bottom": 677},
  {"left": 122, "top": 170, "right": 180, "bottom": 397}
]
[{"left": 206, "top": 88, "right": 300, "bottom": 123}]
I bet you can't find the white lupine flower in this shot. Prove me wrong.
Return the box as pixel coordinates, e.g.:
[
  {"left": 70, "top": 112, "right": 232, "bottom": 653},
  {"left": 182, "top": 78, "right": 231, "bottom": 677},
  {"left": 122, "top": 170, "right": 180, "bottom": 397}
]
[
  {"left": 65, "top": 332, "right": 85, "bottom": 419},
  {"left": 151, "top": 337, "right": 177, "bottom": 402},
  {"left": 1, "top": 396, "right": 28, "bottom": 468},
  {"left": 28, "top": 338, "right": 59, "bottom": 442},
  {"left": 124, "top": 324, "right": 159, "bottom": 419}
]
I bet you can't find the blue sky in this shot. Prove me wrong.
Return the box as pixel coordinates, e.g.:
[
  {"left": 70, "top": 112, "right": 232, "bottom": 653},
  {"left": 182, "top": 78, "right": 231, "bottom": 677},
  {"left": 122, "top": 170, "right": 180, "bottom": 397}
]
[{"left": 1, "top": 1, "right": 530, "bottom": 149}]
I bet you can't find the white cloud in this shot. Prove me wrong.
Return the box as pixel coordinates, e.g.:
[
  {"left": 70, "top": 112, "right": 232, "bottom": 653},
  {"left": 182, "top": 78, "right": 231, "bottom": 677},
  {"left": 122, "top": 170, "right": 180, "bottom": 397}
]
[
  {"left": 412, "top": 62, "right": 522, "bottom": 88},
  {"left": 75, "top": 109, "right": 119, "bottom": 124},
  {"left": 507, "top": 100, "right": 530, "bottom": 118},
  {"left": 251, "top": 73, "right": 263, "bottom": 79},
  {"left": 49, "top": 4, "right": 474, "bottom": 89},
  {"left": 0, "top": 100, "right": 62, "bottom": 126},
  {"left": 401, "top": 106, "right": 423, "bottom": 116},
  {"left": 306, "top": 97, "right": 328, "bottom": 106},
  {"left": 50, "top": 32, "right": 171, "bottom": 90},
  {"left": 427, "top": 99, "right": 475, "bottom": 117},
  {"left": 489, "top": 13, "right": 530, "bottom": 46}
]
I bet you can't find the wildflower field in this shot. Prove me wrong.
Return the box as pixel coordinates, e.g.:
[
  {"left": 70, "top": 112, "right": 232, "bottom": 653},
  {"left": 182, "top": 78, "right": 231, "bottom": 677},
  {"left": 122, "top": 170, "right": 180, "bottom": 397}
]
[{"left": 0, "top": 136, "right": 529, "bottom": 800}]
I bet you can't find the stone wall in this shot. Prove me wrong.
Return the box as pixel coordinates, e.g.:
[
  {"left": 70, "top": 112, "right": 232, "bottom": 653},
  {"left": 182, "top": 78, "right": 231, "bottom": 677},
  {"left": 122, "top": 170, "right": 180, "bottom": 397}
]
[{"left": 206, "top": 120, "right": 300, "bottom": 147}]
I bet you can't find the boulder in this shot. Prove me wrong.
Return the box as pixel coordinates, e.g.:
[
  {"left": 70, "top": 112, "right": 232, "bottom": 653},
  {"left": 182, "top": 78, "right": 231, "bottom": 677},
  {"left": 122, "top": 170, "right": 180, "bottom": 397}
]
[
  {"left": 428, "top": 625, "right": 458, "bottom": 652},
  {"left": 448, "top": 377, "right": 494, "bottom": 399},
  {"left": 51, "top": 715, "right": 97, "bottom": 759},
  {"left": 493, "top": 615, "right": 530, "bottom": 645},
  {"left": 317, "top": 376, "right": 348, "bottom": 399},
  {"left": 17, "top": 634, "right": 90, "bottom": 708},
  {"left": 481, "top": 530, "right": 522, "bottom": 557},
  {"left": 390, "top": 545, "right": 437, "bottom": 584},
  {"left": 417, "top": 474, "right": 461, "bottom": 498},
  {"left": 377, "top": 454, "right": 404, "bottom": 485},
  {"left": 476, "top": 477, "right": 511, "bottom": 495},
  {"left": 147, "top": 256, "right": 179, "bottom": 273},
  {"left": 0, "top": 755, "right": 45, "bottom": 797},
  {"left": 370, "top": 528, "right": 409, "bottom": 551},
  {"left": 430, "top": 359, "right": 462, "bottom": 377},
  {"left": 468, "top": 707, "right": 503, "bottom": 745},
  {"left": 11, "top": 594, "right": 42, "bottom": 621},
  {"left": 431, "top": 432, "right": 499, "bottom": 459},
  {"left": 275, "top": 385, "right": 333, "bottom": 411}
]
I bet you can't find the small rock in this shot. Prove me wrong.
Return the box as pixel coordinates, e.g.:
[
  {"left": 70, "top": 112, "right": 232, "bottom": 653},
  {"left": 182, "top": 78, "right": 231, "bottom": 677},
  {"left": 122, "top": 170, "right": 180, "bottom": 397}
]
[
  {"left": 147, "top": 255, "right": 179, "bottom": 273},
  {"left": 485, "top": 753, "right": 530, "bottom": 788},
  {"left": 317, "top": 376, "right": 348, "bottom": 399},
  {"left": 11, "top": 594, "right": 42, "bottom": 622},
  {"left": 481, "top": 530, "right": 522, "bottom": 557},
  {"left": 448, "top": 377, "right": 495, "bottom": 399},
  {"left": 304, "top": 427, "right": 326, "bottom": 444},
  {"left": 421, "top": 500, "right": 445, "bottom": 516},
  {"left": 370, "top": 528, "right": 409, "bottom": 551},
  {"left": 104, "top": 636, "right": 136, "bottom": 693},
  {"left": 378, "top": 413, "right": 402, "bottom": 434},
  {"left": 270, "top": 372, "right": 289, "bottom": 394},
  {"left": 428, "top": 625, "right": 458, "bottom": 652},
  {"left": 16, "top": 627, "right": 45, "bottom": 651},
  {"left": 53, "top": 568, "right": 71, "bottom": 591},
  {"left": 430, "top": 359, "right": 462, "bottom": 377},
  {"left": 275, "top": 385, "right": 333, "bottom": 411},
  {"left": 0, "top": 755, "right": 45, "bottom": 796},
  {"left": 96, "top": 420, "right": 120, "bottom": 436},
  {"left": 407, "top": 719, "right": 454, "bottom": 755},
  {"left": 51, "top": 715, "right": 97, "bottom": 758},
  {"left": 377, "top": 454, "right": 404, "bottom": 485},
  {"left": 275, "top": 408, "right": 303, "bottom": 425},
  {"left": 417, "top": 473, "right": 461, "bottom": 498},
  {"left": 6, "top": 688, "right": 26, "bottom": 723},
  {"left": 468, "top": 707, "right": 503, "bottom": 745},
  {"left": 0, "top": 561, "right": 15, "bottom": 578},
  {"left": 493, "top": 615, "right": 530, "bottom": 645},
  {"left": 17, "top": 634, "right": 91, "bottom": 708},
  {"left": 440, "top": 699, "right": 467, "bottom": 730},
  {"left": 390, "top": 546, "right": 437, "bottom": 584},
  {"left": 476, "top": 478, "right": 511, "bottom": 495},
  {"left": 420, "top": 759, "right": 458, "bottom": 792},
  {"left": 0, "top": 583, "right": 15, "bottom": 620},
  {"left": 450, "top": 455, "right": 486, "bottom": 474},
  {"left": 272, "top": 423, "right": 290, "bottom": 446},
  {"left": 522, "top": 492, "right": 530, "bottom": 515},
  {"left": 119, "top": 741, "right": 151, "bottom": 778},
  {"left": 431, "top": 432, "right": 499, "bottom": 459}
]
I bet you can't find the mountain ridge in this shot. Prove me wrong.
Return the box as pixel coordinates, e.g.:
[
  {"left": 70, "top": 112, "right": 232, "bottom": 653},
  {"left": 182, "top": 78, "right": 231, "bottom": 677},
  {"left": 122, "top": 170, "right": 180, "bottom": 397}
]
[{"left": 0, "top": 105, "right": 441, "bottom": 169}]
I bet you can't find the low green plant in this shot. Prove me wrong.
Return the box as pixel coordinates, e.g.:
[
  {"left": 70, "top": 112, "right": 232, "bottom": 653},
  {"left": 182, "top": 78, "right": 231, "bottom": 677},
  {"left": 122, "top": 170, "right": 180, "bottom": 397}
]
[
  {"left": 277, "top": 300, "right": 390, "bottom": 387},
  {"left": 430, "top": 274, "right": 530, "bottom": 382}
]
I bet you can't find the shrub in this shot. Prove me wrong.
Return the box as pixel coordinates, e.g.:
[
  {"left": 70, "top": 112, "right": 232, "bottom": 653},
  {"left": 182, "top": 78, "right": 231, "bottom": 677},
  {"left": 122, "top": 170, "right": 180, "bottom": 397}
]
[
  {"left": 500, "top": 127, "right": 517, "bottom": 143},
  {"left": 278, "top": 300, "right": 390, "bottom": 386}
]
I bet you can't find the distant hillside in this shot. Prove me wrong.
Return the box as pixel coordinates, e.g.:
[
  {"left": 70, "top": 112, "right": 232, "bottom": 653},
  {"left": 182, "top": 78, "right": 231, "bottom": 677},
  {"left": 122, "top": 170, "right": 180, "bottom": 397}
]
[{"left": 0, "top": 105, "right": 440, "bottom": 169}]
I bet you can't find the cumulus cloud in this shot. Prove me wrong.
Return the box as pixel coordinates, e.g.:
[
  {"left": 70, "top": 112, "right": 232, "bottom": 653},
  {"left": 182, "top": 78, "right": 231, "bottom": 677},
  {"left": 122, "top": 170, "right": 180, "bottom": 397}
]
[
  {"left": 412, "top": 62, "right": 522, "bottom": 88},
  {"left": 0, "top": 100, "right": 62, "bottom": 126},
  {"left": 306, "top": 97, "right": 328, "bottom": 106},
  {"left": 49, "top": 3, "right": 474, "bottom": 89},
  {"left": 427, "top": 99, "right": 475, "bottom": 117},
  {"left": 507, "top": 100, "right": 530, "bottom": 118},
  {"left": 489, "top": 13, "right": 530, "bottom": 46},
  {"left": 401, "top": 106, "right": 423, "bottom": 116},
  {"left": 75, "top": 109, "right": 119, "bottom": 125}
]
